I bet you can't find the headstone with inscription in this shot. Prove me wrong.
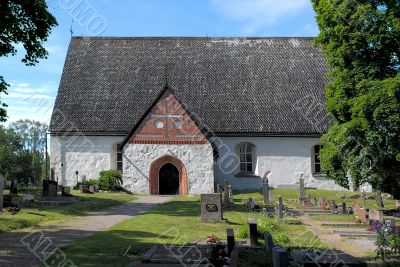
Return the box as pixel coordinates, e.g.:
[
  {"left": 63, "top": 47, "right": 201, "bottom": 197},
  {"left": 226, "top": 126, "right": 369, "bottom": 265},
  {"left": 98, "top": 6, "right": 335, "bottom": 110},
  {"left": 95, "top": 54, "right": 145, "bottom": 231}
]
[
  {"left": 248, "top": 218, "right": 258, "bottom": 246},
  {"left": 369, "top": 209, "right": 384, "bottom": 222},
  {"left": 0, "top": 174, "right": 4, "bottom": 215},
  {"left": 263, "top": 180, "right": 269, "bottom": 204},
  {"left": 201, "top": 193, "right": 223, "bottom": 221}
]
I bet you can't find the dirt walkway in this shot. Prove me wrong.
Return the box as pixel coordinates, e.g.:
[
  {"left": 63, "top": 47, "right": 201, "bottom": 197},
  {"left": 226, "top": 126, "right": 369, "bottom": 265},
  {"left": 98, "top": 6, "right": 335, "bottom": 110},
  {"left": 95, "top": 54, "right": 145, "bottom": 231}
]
[{"left": 0, "top": 195, "right": 172, "bottom": 267}]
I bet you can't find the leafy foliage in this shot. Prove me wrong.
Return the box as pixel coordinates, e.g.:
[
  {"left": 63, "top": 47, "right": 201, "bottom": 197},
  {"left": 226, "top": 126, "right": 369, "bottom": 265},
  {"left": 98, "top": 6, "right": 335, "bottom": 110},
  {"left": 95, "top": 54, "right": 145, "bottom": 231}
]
[
  {"left": 0, "top": 120, "right": 48, "bottom": 184},
  {"left": 98, "top": 170, "right": 123, "bottom": 191},
  {"left": 0, "top": 0, "right": 57, "bottom": 121},
  {"left": 312, "top": 0, "right": 400, "bottom": 197}
]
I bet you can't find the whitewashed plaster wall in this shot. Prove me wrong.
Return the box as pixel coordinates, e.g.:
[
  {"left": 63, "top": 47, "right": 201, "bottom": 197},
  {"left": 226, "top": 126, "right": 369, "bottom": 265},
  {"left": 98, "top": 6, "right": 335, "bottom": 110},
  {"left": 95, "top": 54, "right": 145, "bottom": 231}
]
[
  {"left": 214, "top": 136, "right": 347, "bottom": 191},
  {"left": 123, "top": 143, "right": 214, "bottom": 194},
  {"left": 50, "top": 135, "right": 124, "bottom": 186}
]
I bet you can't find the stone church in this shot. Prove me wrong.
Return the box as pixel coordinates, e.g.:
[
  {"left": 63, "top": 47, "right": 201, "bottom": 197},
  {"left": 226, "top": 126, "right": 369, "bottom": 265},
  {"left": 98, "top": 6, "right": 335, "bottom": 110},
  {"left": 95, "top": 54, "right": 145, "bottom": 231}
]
[{"left": 50, "top": 37, "right": 345, "bottom": 195}]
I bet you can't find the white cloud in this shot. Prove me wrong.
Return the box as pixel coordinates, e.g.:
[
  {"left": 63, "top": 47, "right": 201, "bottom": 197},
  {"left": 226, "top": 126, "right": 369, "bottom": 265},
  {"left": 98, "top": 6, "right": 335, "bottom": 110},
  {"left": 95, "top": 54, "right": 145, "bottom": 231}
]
[
  {"left": 5, "top": 92, "right": 54, "bottom": 100},
  {"left": 211, "top": 0, "right": 310, "bottom": 34}
]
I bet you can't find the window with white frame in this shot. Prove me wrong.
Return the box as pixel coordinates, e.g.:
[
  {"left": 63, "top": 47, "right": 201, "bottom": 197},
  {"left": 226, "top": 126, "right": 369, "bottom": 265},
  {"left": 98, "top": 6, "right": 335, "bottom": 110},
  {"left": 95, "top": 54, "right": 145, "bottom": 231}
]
[
  {"left": 117, "top": 147, "right": 123, "bottom": 171},
  {"left": 239, "top": 143, "right": 254, "bottom": 173},
  {"left": 313, "top": 144, "right": 323, "bottom": 174}
]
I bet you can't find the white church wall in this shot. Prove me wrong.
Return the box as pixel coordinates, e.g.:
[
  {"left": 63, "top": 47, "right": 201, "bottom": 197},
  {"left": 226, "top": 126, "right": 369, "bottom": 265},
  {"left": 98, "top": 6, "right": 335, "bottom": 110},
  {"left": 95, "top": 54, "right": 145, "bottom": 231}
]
[
  {"left": 123, "top": 143, "right": 214, "bottom": 194},
  {"left": 50, "top": 135, "right": 124, "bottom": 186},
  {"left": 214, "top": 136, "right": 347, "bottom": 191}
]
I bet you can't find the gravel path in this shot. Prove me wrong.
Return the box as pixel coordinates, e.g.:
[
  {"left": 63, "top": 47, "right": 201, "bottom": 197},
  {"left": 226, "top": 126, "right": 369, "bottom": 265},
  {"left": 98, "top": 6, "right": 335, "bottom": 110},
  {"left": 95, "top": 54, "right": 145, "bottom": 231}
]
[{"left": 0, "top": 195, "right": 172, "bottom": 267}]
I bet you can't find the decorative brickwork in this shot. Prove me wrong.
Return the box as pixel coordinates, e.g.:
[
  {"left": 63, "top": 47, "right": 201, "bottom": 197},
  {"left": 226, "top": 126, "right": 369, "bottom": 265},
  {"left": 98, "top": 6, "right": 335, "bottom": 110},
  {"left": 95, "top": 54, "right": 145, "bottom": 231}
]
[
  {"left": 149, "top": 155, "right": 188, "bottom": 195},
  {"left": 128, "top": 89, "right": 208, "bottom": 144}
]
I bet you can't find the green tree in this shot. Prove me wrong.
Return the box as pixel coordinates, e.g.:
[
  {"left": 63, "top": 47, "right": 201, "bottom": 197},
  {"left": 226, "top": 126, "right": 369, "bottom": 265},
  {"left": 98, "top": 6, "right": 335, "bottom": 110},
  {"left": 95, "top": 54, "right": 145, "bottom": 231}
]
[
  {"left": 312, "top": 0, "right": 400, "bottom": 197},
  {"left": 0, "top": 0, "right": 58, "bottom": 122},
  {"left": 0, "top": 125, "right": 23, "bottom": 179}
]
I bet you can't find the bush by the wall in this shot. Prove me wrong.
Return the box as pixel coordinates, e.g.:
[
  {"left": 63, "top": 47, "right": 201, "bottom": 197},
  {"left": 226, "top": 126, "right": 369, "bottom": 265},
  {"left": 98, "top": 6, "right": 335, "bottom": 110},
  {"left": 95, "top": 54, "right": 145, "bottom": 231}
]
[{"left": 98, "top": 170, "right": 123, "bottom": 191}]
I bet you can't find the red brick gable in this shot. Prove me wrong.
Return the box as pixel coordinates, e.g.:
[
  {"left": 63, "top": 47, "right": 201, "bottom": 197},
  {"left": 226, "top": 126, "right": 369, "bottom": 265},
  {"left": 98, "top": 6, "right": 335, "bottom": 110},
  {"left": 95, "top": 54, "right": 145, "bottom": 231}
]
[{"left": 128, "top": 89, "right": 209, "bottom": 144}]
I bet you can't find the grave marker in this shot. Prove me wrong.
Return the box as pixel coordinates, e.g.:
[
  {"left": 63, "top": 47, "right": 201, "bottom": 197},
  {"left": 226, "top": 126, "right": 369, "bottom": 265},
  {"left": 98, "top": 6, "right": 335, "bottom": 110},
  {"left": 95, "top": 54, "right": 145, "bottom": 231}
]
[
  {"left": 226, "top": 228, "right": 235, "bottom": 257},
  {"left": 0, "top": 174, "right": 4, "bottom": 215},
  {"left": 331, "top": 200, "right": 337, "bottom": 213},
  {"left": 262, "top": 170, "right": 271, "bottom": 203},
  {"left": 338, "top": 202, "right": 347, "bottom": 214},
  {"left": 264, "top": 232, "right": 273, "bottom": 252},
  {"left": 223, "top": 180, "right": 230, "bottom": 208},
  {"left": 361, "top": 191, "right": 366, "bottom": 208},
  {"left": 369, "top": 209, "right": 384, "bottom": 222},
  {"left": 385, "top": 218, "right": 396, "bottom": 229},
  {"left": 354, "top": 207, "right": 367, "bottom": 223},
  {"left": 247, "top": 198, "right": 254, "bottom": 210},
  {"left": 278, "top": 196, "right": 284, "bottom": 220},
  {"left": 200, "top": 193, "right": 223, "bottom": 221},
  {"left": 272, "top": 246, "right": 288, "bottom": 267},
  {"left": 298, "top": 178, "right": 307, "bottom": 205},
  {"left": 248, "top": 218, "right": 258, "bottom": 246}
]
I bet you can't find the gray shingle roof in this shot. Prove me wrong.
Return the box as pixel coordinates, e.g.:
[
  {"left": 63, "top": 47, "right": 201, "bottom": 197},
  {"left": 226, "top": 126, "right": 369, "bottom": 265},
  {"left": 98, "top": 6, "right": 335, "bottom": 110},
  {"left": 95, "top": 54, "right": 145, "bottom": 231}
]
[{"left": 50, "top": 37, "right": 330, "bottom": 135}]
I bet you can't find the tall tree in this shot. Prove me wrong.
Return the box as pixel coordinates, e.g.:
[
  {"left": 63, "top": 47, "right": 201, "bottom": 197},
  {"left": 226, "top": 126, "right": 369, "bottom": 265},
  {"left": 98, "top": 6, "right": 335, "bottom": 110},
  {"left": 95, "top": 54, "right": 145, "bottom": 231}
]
[
  {"left": 312, "top": 0, "right": 400, "bottom": 197},
  {"left": 0, "top": 0, "right": 57, "bottom": 122}
]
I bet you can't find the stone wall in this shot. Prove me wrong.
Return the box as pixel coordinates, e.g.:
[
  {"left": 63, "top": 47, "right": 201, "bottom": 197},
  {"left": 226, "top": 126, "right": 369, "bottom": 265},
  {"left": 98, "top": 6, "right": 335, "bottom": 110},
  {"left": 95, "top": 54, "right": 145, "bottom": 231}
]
[
  {"left": 213, "top": 136, "right": 347, "bottom": 191},
  {"left": 123, "top": 143, "right": 214, "bottom": 194},
  {"left": 50, "top": 135, "right": 124, "bottom": 186}
]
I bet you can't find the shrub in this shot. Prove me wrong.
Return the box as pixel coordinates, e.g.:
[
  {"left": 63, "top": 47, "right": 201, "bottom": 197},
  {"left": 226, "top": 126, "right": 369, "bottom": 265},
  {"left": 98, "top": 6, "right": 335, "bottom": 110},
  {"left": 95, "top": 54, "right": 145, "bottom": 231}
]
[
  {"left": 87, "top": 179, "right": 99, "bottom": 186},
  {"left": 274, "top": 232, "right": 290, "bottom": 247},
  {"left": 98, "top": 170, "right": 123, "bottom": 191}
]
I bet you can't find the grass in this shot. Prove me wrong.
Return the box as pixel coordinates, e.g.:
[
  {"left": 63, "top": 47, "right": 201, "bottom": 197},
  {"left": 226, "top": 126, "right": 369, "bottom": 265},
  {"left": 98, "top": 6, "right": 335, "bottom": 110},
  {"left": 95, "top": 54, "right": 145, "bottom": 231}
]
[
  {"left": 307, "top": 214, "right": 357, "bottom": 222},
  {"left": 47, "top": 192, "right": 326, "bottom": 267},
  {"left": 0, "top": 190, "right": 137, "bottom": 233}
]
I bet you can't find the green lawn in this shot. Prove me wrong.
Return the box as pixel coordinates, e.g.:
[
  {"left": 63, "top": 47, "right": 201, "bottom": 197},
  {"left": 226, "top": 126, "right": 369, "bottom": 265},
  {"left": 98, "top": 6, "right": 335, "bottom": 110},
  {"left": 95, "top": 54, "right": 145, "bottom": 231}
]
[
  {"left": 48, "top": 192, "right": 325, "bottom": 267},
  {"left": 307, "top": 214, "right": 357, "bottom": 223},
  {"left": 0, "top": 191, "right": 137, "bottom": 233}
]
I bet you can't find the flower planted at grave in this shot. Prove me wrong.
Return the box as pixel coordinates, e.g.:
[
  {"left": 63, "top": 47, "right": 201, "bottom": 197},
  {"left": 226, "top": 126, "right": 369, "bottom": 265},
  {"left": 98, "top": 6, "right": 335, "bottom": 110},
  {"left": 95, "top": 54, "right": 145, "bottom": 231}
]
[{"left": 206, "top": 235, "right": 228, "bottom": 267}]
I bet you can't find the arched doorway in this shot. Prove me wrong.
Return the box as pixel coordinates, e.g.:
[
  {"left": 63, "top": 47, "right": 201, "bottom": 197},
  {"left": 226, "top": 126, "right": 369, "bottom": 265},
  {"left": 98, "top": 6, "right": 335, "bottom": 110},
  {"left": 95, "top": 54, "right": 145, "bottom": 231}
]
[
  {"left": 149, "top": 155, "right": 188, "bottom": 195},
  {"left": 159, "top": 163, "right": 179, "bottom": 195}
]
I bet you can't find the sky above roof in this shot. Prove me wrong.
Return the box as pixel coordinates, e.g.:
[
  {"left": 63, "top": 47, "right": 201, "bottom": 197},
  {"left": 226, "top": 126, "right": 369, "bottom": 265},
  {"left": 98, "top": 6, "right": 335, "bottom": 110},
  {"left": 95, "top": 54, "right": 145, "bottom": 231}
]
[{"left": 0, "top": 0, "right": 319, "bottom": 125}]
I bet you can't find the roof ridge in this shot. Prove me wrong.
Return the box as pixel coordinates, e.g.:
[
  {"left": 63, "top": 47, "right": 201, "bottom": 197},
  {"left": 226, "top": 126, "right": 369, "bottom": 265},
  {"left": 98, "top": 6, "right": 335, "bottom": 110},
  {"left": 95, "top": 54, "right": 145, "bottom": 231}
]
[{"left": 71, "top": 36, "right": 316, "bottom": 40}]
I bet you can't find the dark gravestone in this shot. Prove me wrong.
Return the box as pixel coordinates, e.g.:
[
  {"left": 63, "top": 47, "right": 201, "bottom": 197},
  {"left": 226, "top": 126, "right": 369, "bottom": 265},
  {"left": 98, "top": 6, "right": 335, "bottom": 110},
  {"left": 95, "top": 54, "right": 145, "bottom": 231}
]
[
  {"left": 43, "top": 180, "right": 58, "bottom": 197},
  {"left": 248, "top": 218, "right": 258, "bottom": 246},
  {"left": 278, "top": 196, "right": 284, "bottom": 220},
  {"left": 338, "top": 202, "right": 347, "bottom": 214},
  {"left": 264, "top": 232, "right": 273, "bottom": 252},
  {"left": 263, "top": 181, "right": 269, "bottom": 204},
  {"left": 331, "top": 200, "right": 337, "bottom": 213},
  {"left": 200, "top": 193, "right": 223, "bottom": 221},
  {"left": 272, "top": 246, "right": 288, "bottom": 267},
  {"left": 223, "top": 180, "right": 230, "bottom": 208},
  {"left": 226, "top": 228, "right": 235, "bottom": 257}
]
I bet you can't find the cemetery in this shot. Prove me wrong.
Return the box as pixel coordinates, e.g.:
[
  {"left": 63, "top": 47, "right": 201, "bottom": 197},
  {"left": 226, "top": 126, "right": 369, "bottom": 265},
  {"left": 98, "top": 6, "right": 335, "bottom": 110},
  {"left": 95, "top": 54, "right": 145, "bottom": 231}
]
[{"left": 8, "top": 179, "right": 388, "bottom": 266}]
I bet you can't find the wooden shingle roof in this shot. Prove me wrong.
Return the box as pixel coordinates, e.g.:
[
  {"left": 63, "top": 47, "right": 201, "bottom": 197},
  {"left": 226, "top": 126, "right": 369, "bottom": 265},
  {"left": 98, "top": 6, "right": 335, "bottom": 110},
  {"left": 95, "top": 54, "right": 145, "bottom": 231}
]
[{"left": 50, "top": 37, "right": 330, "bottom": 136}]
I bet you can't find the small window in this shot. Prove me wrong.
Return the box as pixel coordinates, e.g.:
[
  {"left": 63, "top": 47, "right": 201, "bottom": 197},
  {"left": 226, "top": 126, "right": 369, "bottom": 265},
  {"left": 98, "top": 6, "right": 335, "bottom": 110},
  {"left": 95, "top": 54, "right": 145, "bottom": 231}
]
[
  {"left": 313, "top": 145, "right": 323, "bottom": 174},
  {"left": 239, "top": 143, "right": 253, "bottom": 173},
  {"left": 117, "top": 147, "right": 123, "bottom": 171}
]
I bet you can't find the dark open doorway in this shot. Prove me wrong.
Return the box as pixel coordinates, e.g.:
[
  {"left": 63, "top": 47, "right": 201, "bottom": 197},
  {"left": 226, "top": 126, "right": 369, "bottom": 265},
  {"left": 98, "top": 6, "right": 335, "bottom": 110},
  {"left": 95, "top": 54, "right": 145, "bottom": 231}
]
[{"left": 159, "top": 163, "right": 180, "bottom": 195}]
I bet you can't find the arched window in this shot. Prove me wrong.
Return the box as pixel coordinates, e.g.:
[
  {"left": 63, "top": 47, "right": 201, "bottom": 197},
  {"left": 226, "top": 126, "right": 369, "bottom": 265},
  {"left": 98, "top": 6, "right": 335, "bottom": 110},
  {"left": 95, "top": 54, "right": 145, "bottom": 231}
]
[
  {"left": 312, "top": 144, "right": 323, "bottom": 174},
  {"left": 239, "top": 143, "right": 254, "bottom": 173}
]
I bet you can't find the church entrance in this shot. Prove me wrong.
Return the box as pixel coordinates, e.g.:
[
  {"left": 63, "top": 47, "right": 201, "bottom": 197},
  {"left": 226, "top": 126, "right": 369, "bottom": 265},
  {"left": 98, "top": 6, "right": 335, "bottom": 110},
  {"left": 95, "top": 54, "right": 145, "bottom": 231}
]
[
  {"left": 159, "top": 163, "right": 179, "bottom": 195},
  {"left": 149, "top": 155, "right": 188, "bottom": 195}
]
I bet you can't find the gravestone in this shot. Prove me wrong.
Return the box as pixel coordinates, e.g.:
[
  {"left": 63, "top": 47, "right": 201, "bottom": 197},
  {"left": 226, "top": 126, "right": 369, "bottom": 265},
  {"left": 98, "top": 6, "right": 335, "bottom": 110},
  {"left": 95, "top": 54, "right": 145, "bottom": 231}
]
[
  {"left": 298, "top": 178, "right": 307, "bottom": 205},
  {"left": 223, "top": 180, "right": 230, "bottom": 208},
  {"left": 338, "top": 202, "right": 347, "bottom": 214},
  {"left": 200, "top": 193, "right": 223, "bottom": 221},
  {"left": 331, "top": 200, "right": 337, "bottom": 213},
  {"left": 369, "top": 209, "right": 384, "bottom": 222},
  {"left": 272, "top": 246, "right": 288, "bottom": 267},
  {"left": 264, "top": 232, "right": 273, "bottom": 252},
  {"left": 278, "top": 196, "right": 284, "bottom": 220},
  {"left": 62, "top": 186, "right": 71, "bottom": 196},
  {"left": 43, "top": 180, "right": 57, "bottom": 197},
  {"left": 226, "top": 228, "right": 235, "bottom": 257},
  {"left": 354, "top": 207, "right": 367, "bottom": 223},
  {"left": 89, "top": 185, "right": 95, "bottom": 193},
  {"left": 263, "top": 180, "right": 269, "bottom": 204},
  {"left": 376, "top": 192, "right": 384, "bottom": 208},
  {"left": 0, "top": 174, "right": 4, "bottom": 215},
  {"left": 384, "top": 218, "right": 396, "bottom": 229},
  {"left": 247, "top": 198, "right": 254, "bottom": 210},
  {"left": 248, "top": 218, "right": 258, "bottom": 246}
]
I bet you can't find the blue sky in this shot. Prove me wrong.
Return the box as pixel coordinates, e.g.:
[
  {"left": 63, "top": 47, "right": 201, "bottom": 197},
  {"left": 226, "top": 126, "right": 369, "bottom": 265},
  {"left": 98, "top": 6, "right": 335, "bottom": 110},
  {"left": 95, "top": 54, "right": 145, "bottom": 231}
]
[{"left": 0, "top": 0, "right": 318, "bottom": 125}]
